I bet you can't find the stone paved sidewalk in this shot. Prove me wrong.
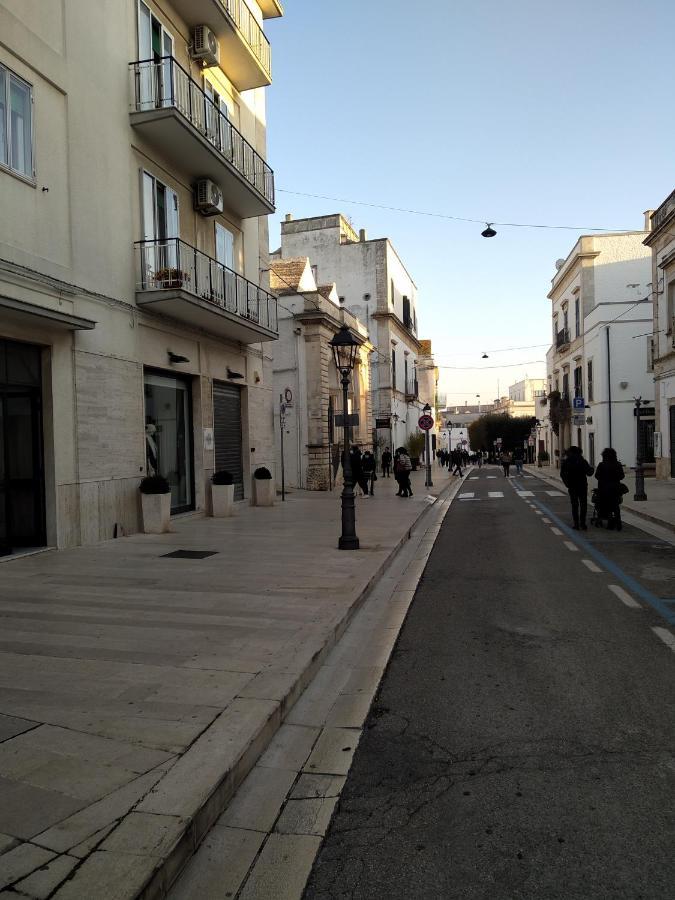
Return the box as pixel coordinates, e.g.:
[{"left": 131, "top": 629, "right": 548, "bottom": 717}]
[
  {"left": 0, "top": 464, "right": 457, "bottom": 898},
  {"left": 532, "top": 464, "right": 675, "bottom": 531}
]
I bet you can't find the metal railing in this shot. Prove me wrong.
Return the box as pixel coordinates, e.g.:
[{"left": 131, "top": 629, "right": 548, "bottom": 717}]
[
  {"left": 130, "top": 57, "right": 274, "bottom": 207},
  {"left": 405, "top": 379, "right": 419, "bottom": 400},
  {"left": 135, "top": 238, "right": 278, "bottom": 333},
  {"left": 222, "top": 0, "right": 272, "bottom": 77},
  {"left": 556, "top": 328, "right": 570, "bottom": 349}
]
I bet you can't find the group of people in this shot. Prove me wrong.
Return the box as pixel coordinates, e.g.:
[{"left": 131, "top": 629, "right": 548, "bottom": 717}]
[
  {"left": 561, "top": 445, "right": 627, "bottom": 530},
  {"left": 437, "top": 448, "right": 471, "bottom": 476},
  {"left": 498, "top": 445, "right": 526, "bottom": 477},
  {"left": 348, "top": 445, "right": 414, "bottom": 498}
]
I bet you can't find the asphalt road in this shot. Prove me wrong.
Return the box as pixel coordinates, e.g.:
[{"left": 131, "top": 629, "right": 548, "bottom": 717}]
[{"left": 304, "top": 466, "right": 675, "bottom": 900}]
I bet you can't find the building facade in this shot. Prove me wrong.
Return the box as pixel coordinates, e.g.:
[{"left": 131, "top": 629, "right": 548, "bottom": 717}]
[
  {"left": 492, "top": 378, "right": 546, "bottom": 418},
  {"left": 545, "top": 230, "right": 652, "bottom": 469},
  {"left": 275, "top": 214, "right": 427, "bottom": 454},
  {"left": 269, "top": 257, "right": 373, "bottom": 490},
  {"left": 644, "top": 191, "right": 675, "bottom": 479},
  {"left": 0, "top": 0, "right": 282, "bottom": 555}
]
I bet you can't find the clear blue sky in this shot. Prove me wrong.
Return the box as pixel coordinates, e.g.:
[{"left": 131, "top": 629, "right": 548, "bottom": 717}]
[{"left": 265, "top": 0, "right": 674, "bottom": 405}]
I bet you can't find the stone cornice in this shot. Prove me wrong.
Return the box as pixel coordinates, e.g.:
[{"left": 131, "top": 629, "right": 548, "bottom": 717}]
[{"left": 370, "top": 311, "right": 422, "bottom": 351}]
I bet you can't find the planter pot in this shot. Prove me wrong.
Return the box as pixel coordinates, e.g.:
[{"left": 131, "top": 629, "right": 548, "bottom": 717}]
[
  {"left": 141, "top": 492, "right": 171, "bottom": 534},
  {"left": 212, "top": 483, "right": 235, "bottom": 518},
  {"left": 410, "top": 457, "right": 420, "bottom": 471},
  {"left": 252, "top": 478, "right": 275, "bottom": 507}
]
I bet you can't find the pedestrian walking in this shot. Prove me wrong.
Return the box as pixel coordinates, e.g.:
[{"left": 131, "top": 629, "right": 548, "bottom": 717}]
[
  {"left": 477, "top": 451, "right": 483, "bottom": 468},
  {"left": 349, "top": 445, "right": 370, "bottom": 497},
  {"left": 500, "top": 449, "right": 512, "bottom": 477},
  {"left": 594, "top": 447, "right": 626, "bottom": 530},
  {"left": 394, "top": 447, "right": 413, "bottom": 496},
  {"left": 381, "top": 447, "right": 392, "bottom": 478},
  {"left": 560, "top": 445, "right": 594, "bottom": 530},
  {"left": 513, "top": 445, "right": 525, "bottom": 476},
  {"left": 362, "top": 450, "right": 376, "bottom": 495},
  {"left": 451, "top": 448, "right": 463, "bottom": 476}
]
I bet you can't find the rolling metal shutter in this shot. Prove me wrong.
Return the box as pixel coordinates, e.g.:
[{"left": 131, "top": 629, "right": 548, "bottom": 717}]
[{"left": 213, "top": 381, "right": 244, "bottom": 500}]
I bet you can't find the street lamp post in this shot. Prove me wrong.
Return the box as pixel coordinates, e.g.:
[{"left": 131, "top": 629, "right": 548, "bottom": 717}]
[
  {"left": 633, "top": 396, "right": 647, "bottom": 501},
  {"left": 446, "top": 421, "right": 453, "bottom": 455},
  {"left": 423, "top": 403, "right": 433, "bottom": 487},
  {"left": 329, "top": 326, "right": 360, "bottom": 550}
]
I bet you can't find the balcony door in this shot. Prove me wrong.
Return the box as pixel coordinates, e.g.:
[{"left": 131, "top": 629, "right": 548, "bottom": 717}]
[
  {"left": 138, "top": 1, "right": 174, "bottom": 110},
  {"left": 141, "top": 171, "right": 180, "bottom": 288},
  {"left": 215, "top": 222, "right": 237, "bottom": 310}
]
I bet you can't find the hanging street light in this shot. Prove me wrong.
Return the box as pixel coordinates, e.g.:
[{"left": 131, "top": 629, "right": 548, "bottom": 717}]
[
  {"left": 329, "top": 325, "right": 361, "bottom": 550},
  {"left": 481, "top": 223, "right": 497, "bottom": 238}
]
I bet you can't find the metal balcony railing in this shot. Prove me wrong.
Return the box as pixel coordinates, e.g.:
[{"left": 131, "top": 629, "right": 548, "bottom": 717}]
[
  {"left": 556, "top": 328, "right": 570, "bottom": 349},
  {"left": 405, "top": 379, "right": 419, "bottom": 401},
  {"left": 222, "top": 0, "right": 272, "bottom": 78},
  {"left": 136, "top": 238, "right": 278, "bottom": 333},
  {"left": 130, "top": 57, "right": 274, "bottom": 207}
]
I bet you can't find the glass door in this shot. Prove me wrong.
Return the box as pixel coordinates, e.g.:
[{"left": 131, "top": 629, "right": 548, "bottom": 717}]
[
  {"left": 141, "top": 171, "right": 180, "bottom": 287},
  {"left": 144, "top": 371, "right": 194, "bottom": 513},
  {"left": 138, "top": 1, "right": 174, "bottom": 109}
]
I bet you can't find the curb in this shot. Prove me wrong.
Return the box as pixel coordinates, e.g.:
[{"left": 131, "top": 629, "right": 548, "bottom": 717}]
[{"left": 63, "top": 472, "right": 465, "bottom": 900}]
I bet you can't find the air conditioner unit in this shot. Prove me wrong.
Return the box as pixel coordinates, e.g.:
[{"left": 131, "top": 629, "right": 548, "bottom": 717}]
[
  {"left": 192, "top": 26, "right": 220, "bottom": 67},
  {"left": 194, "top": 179, "right": 224, "bottom": 216}
]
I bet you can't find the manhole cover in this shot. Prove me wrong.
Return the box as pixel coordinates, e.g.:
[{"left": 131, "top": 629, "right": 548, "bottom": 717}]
[{"left": 161, "top": 550, "right": 219, "bottom": 559}]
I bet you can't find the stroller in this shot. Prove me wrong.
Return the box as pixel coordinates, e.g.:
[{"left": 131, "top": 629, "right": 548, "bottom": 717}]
[{"left": 590, "top": 487, "right": 623, "bottom": 530}]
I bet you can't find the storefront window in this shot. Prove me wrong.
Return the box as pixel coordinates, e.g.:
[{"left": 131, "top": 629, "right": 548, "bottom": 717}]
[{"left": 144, "top": 371, "right": 193, "bottom": 513}]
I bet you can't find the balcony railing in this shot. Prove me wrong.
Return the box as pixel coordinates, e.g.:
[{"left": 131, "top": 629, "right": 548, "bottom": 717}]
[
  {"left": 651, "top": 189, "right": 675, "bottom": 231},
  {"left": 223, "top": 0, "right": 271, "bottom": 78},
  {"left": 135, "top": 238, "right": 278, "bottom": 333},
  {"left": 556, "top": 328, "right": 570, "bottom": 350},
  {"left": 405, "top": 379, "right": 419, "bottom": 401},
  {"left": 130, "top": 57, "right": 274, "bottom": 208}
]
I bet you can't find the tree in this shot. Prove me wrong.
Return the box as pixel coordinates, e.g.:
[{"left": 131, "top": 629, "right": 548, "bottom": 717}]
[{"left": 548, "top": 390, "right": 570, "bottom": 437}]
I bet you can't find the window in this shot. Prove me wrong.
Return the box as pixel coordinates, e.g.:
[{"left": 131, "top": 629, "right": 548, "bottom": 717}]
[
  {"left": 404, "top": 358, "right": 408, "bottom": 393},
  {"left": 562, "top": 371, "right": 569, "bottom": 400},
  {"left": 588, "top": 432, "right": 595, "bottom": 467},
  {"left": 668, "top": 279, "right": 675, "bottom": 330},
  {"left": 391, "top": 346, "right": 397, "bottom": 391},
  {"left": 390, "top": 279, "right": 395, "bottom": 308},
  {"left": 575, "top": 297, "right": 580, "bottom": 338},
  {"left": 0, "top": 64, "right": 33, "bottom": 179},
  {"left": 563, "top": 308, "right": 569, "bottom": 334},
  {"left": 574, "top": 365, "right": 583, "bottom": 398},
  {"left": 587, "top": 359, "right": 593, "bottom": 401},
  {"left": 553, "top": 316, "right": 558, "bottom": 340}
]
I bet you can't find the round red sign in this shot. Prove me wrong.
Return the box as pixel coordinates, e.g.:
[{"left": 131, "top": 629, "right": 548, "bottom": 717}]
[{"left": 418, "top": 414, "right": 434, "bottom": 431}]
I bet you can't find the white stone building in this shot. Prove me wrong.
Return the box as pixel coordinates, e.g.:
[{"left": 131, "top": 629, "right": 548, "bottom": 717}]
[
  {"left": 644, "top": 191, "right": 675, "bottom": 479},
  {"left": 493, "top": 378, "right": 546, "bottom": 419},
  {"left": 545, "top": 229, "right": 652, "bottom": 469},
  {"left": 0, "top": 0, "right": 282, "bottom": 555},
  {"left": 269, "top": 257, "right": 373, "bottom": 490},
  {"left": 275, "top": 214, "right": 428, "bottom": 453}
]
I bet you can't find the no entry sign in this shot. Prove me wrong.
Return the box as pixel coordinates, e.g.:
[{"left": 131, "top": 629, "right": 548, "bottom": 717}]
[{"left": 418, "top": 414, "right": 434, "bottom": 431}]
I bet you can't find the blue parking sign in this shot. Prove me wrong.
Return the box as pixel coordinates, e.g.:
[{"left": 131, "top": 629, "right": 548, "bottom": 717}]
[{"left": 573, "top": 396, "right": 585, "bottom": 411}]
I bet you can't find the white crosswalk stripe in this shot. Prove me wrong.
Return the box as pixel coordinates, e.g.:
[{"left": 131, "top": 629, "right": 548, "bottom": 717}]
[
  {"left": 488, "top": 491, "right": 504, "bottom": 498},
  {"left": 546, "top": 490, "right": 565, "bottom": 497},
  {"left": 459, "top": 493, "right": 475, "bottom": 499}
]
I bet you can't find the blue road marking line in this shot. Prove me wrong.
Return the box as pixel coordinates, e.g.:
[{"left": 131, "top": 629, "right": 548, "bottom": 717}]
[{"left": 532, "top": 497, "right": 675, "bottom": 627}]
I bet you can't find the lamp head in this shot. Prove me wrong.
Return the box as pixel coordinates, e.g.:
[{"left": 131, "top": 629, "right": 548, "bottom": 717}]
[
  {"left": 329, "top": 325, "right": 359, "bottom": 374},
  {"left": 481, "top": 223, "right": 497, "bottom": 238}
]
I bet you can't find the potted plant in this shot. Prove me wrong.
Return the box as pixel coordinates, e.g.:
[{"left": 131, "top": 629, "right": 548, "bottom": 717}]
[
  {"left": 211, "top": 470, "right": 235, "bottom": 517},
  {"left": 155, "top": 267, "right": 190, "bottom": 289},
  {"left": 252, "top": 466, "right": 274, "bottom": 507},
  {"left": 139, "top": 475, "right": 171, "bottom": 534},
  {"left": 537, "top": 450, "right": 550, "bottom": 468},
  {"left": 406, "top": 433, "right": 426, "bottom": 471}
]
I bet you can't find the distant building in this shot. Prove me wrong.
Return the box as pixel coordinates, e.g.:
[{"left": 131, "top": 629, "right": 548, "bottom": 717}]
[
  {"left": 269, "top": 257, "right": 373, "bottom": 490},
  {"left": 545, "top": 228, "right": 652, "bottom": 469},
  {"left": 275, "top": 214, "right": 427, "bottom": 453},
  {"left": 644, "top": 192, "right": 675, "bottom": 479},
  {"left": 492, "top": 378, "right": 546, "bottom": 418}
]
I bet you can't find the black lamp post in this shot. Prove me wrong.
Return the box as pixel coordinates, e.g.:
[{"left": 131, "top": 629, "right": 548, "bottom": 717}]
[
  {"left": 423, "top": 403, "right": 433, "bottom": 487},
  {"left": 329, "top": 325, "right": 360, "bottom": 550},
  {"left": 633, "top": 396, "right": 647, "bottom": 501}
]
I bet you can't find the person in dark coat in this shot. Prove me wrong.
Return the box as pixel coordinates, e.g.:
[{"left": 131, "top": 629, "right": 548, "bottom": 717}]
[
  {"left": 349, "top": 446, "right": 369, "bottom": 497},
  {"left": 451, "top": 448, "right": 463, "bottom": 476},
  {"left": 381, "top": 447, "right": 392, "bottom": 477},
  {"left": 361, "top": 450, "right": 376, "bottom": 495},
  {"left": 560, "top": 445, "right": 594, "bottom": 529},
  {"left": 594, "top": 447, "right": 625, "bottom": 530}
]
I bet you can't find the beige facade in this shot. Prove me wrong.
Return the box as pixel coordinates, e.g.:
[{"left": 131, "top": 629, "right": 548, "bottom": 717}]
[
  {"left": 644, "top": 192, "right": 675, "bottom": 479},
  {"left": 492, "top": 378, "right": 546, "bottom": 419},
  {"left": 270, "top": 258, "right": 373, "bottom": 491},
  {"left": 0, "top": 0, "right": 282, "bottom": 554}
]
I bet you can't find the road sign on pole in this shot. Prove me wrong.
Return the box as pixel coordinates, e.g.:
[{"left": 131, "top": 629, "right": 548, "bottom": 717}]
[
  {"left": 418, "top": 414, "right": 434, "bottom": 431},
  {"left": 572, "top": 396, "right": 585, "bottom": 411}
]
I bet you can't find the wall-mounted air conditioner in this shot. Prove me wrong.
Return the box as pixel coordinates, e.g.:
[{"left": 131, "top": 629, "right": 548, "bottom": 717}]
[
  {"left": 194, "top": 179, "right": 224, "bottom": 216},
  {"left": 192, "top": 26, "right": 220, "bottom": 67}
]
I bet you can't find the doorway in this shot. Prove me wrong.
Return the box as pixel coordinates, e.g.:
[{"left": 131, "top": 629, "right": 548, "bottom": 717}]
[
  {"left": 144, "top": 371, "right": 194, "bottom": 514},
  {"left": 0, "top": 339, "right": 45, "bottom": 556},
  {"left": 213, "top": 381, "right": 244, "bottom": 500}
]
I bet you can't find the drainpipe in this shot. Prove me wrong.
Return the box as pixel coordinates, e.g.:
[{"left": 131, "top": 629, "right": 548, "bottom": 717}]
[{"left": 606, "top": 325, "right": 612, "bottom": 448}]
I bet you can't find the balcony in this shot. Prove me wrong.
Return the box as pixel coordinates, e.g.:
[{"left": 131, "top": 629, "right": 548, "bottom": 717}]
[
  {"left": 555, "top": 328, "right": 570, "bottom": 350},
  {"left": 129, "top": 58, "right": 274, "bottom": 218},
  {"left": 135, "top": 238, "right": 278, "bottom": 343},
  {"left": 169, "top": 0, "right": 271, "bottom": 90},
  {"left": 651, "top": 189, "right": 675, "bottom": 232},
  {"left": 405, "top": 379, "right": 419, "bottom": 402}
]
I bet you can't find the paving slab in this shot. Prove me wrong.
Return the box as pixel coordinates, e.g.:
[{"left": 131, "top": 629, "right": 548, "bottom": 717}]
[
  {"left": 15, "top": 853, "right": 79, "bottom": 899},
  {"left": 167, "top": 827, "right": 264, "bottom": 900},
  {"left": 217, "top": 766, "right": 296, "bottom": 832},
  {"left": 274, "top": 797, "right": 338, "bottom": 836},
  {"left": 237, "top": 834, "right": 322, "bottom": 900},
  {"left": 303, "top": 727, "right": 361, "bottom": 776},
  {"left": 0, "top": 842, "right": 56, "bottom": 890}
]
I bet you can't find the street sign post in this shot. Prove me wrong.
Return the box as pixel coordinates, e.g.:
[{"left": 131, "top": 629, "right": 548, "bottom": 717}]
[
  {"left": 571, "top": 414, "right": 586, "bottom": 427},
  {"left": 418, "top": 414, "right": 434, "bottom": 431}
]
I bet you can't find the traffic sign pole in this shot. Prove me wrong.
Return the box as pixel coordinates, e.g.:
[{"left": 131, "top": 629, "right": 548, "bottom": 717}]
[{"left": 418, "top": 414, "right": 434, "bottom": 487}]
